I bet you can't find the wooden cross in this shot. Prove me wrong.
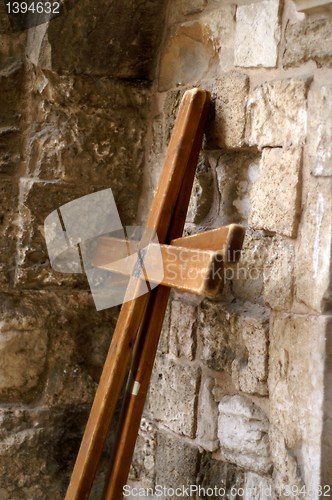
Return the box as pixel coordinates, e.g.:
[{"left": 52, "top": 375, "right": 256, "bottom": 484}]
[{"left": 65, "top": 89, "right": 245, "bottom": 499}]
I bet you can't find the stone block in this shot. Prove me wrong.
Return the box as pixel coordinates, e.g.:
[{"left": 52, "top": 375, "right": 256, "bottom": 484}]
[
  {"left": 207, "top": 72, "right": 249, "bottom": 149},
  {"left": 0, "top": 295, "right": 48, "bottom": 401},
  {"left": 218, "top": 395, "right": 272, "bottom": 474},
  {"left": 159, "top": 7, "right": 235, "bottom": 91},
  {"left": 147, "top": 355, "right": 200, "bottom": 437},
  {"left": 197, "top": 453, "right": 245, "bottom": 497},
  {"left": 235, "top": 0, "right": 281, "bottom": 68},
  {"left": 129, "top": 419, "right": 156, "bottom": 490},
  {"left": 196, "top": 378, "right": 219, "bottom": 451},
  {"left": 48, "top": 0, "right": 166, "bottom": 79},
  {"left": 231, "top": 305, "right": 270, "bottom": 396},
  {"left": 307, "top": 83, "right": 332, "bottom": 176},
  {"left": 244, "top": 472, "right": 275, "bottom": 500},
  {"left": 215, "top": 151, "right": 261, "bottom": 224},
  {"left": 168, "top": 0, "right": 208, "bottom": 25},
  {"left": 247, "top": 79, "right": 308, "bottom": 148},
  {"left": 283, "top": 16, "right": 332, "bottom": 68},
  {"left": 155, "top": 431, "right": 199, "bottom": 497},
  {"left": 169, "top": 299, "right": 197, "bottom": 359},
  {"left": 249, "top": 148, "right": 302, "bottom": 237},
  {"left": 0, "top": 64, "right": 24, "bottom": 128},
  {"left": 295, "top": 178, "right": 332, "bottom": 312},
  {"left": 187, "top": 156, "right": 215, "bottom": 224},
  {"left": 231, "top": 229, "right": 270, "bottom": 304},
  {"left": 0, "top": 180, "right": 18, "bottom": 286},
  {"left": 157, "top": 298, "right": 170, "bottom": 355},
  {"left": 269, "top": 314, "right": 330, "bottom": 492},
  {"left": 263, "top": 236, "right": 295, "bottom": 311}
]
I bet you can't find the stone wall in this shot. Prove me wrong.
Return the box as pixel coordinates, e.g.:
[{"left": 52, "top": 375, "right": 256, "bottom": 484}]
[
  {"left": 0, "top": 1, "right": 166, "bottom": 498},
  {"left": 131, "top": 0, "right": 332, "bottom": 497}
]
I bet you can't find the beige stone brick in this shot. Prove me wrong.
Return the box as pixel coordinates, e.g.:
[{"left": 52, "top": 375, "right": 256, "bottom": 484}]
[
  {"left": 249, "top": 148, "right": 302, "bottom": 237},
  {"left": 295, "top": 178, "right": 332, "bottom": 312},
  {"left": 169, "top": 300, "right": 197, "bottom": 360},
  {"left": 263, "top": 236, "right": 295, "bottom": 311},
  {"left": 244, "top": 473, "right": 276, "bottom": 500},
  {"left": 283, "top": 16, "right": 332, "bottom": 68},
  {"left": 147, "top": 355, "right": 200, "bottom": 437},
  {"left": 269, "top": 314, "right": 331, "bottom": 493},
  {"left": 218, "top": 395, "right": 272, "bottom": 474},
  {"left": 208, "top": 72, "right": 249, "bottom": 149},
  {"left": 235, "top": 0, "right": 281, "bottom": 68},
  {"left": 307, "top": 83, "right": 332, "bottom": 176},
  {"left": 247, "top": 79, "right": 307, "bottom": 148},
  {"left": 159, "top": 7, "right": 235, "bottom": 91},
  {"left": 196, "top": 377, "right": 219, "bottom": 451}
]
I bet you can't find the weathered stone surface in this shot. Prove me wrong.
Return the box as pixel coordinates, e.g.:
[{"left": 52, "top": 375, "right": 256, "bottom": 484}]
[
  {"left": 218, "top": 395, "right": 272, "bottom": 474},
  {"left": 157, "top": 298, "right": 170, "bottom": 355},
  {"left": 168, "top": 0, "right": 208, "bottom": 24},
  {"left": 187, "top": 156, "right": 215, "bottom": 224},
  {"left": 208, "top": 72, "right": 249, "bottom": 149},
  {"left": 147, "top": 355, "right": 200, "bottom": 437},
  {"left": 296, "top": 178, "right": 332, "bottom": 312},
  {"left": 196, "top": 377, "right": 219, "bottom": 451},
  {"left": 216, "top": 151, "right": 261, "bottom": 224},
  {"left": 283, "top": 16, "right": 332, "bottom": 68},
  {"left": 197, "top": 453, "right": 245, "bottom": 497},
  {"left": 244, "top": 472, "right": 275, "bottom": 499},
  {"left": 247, "top": 79, "right": 308, "bottom": 148},
  {"left": 169, "top": 299, "right": 197, "bottom": 359},
  {"left": 249, "top": 148, "right": 302, "bottom": 237},
  {"left": 307, "top": 83, "right": 332, "bottom": 176},
  {"left": 263, "top": 236, "right": 295, "bottom": 311},
  {"left": 159, "top": 6, "right": 235, "bottom": 91},
  {"left": 232, "top": 229, "right": 270, "bottom": 304},
  {"left": 235, "top": 0, "right": 281, "bottom": 68},
  {"left": 0, "top": 180, "right": 18, "bottom": 286},
  {"left": 269, "top": 314, "right": 330, "bottom": 492},
  {"left": 0, "top": 296, "right": 48, "bottom": 401},
  {"left": 48, "top": 0, "right": 166, "bottom": 78},
  {"left": 231, "top": 305, "right": 270, "bottom": 396},
  {"left": 129, "top": 419, "right": 156, "bottom": 490},
  {"left": 155, "top": 431, "right": 199, "bottom": 497}
]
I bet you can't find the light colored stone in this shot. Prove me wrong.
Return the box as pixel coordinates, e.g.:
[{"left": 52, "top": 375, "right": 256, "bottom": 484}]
[
  {"left": 169, "top": 300, "right": 197, "bottom": 359},
  {"left": 209, "top": 72, "right": 249, "bottom": 148},
  {"left": 168, "top": 0, "right": 208, "bottom": 25},
  {"left": 0, "top": 313, "right": 47, "bottom": 397},
  {"left": 269, "top": 314, "right": 331, "bottom": 493},
  {"left": 129, "top": 419, "right": 156, "bottom": 490},
  {"left": 308, "top": 83, "right": 332, "bottom": 176},
  {"left": 218, "top": 395, "right": 272, "bottom": 474},
  {"left": 231, "top": 306, "right": 270, "bottom": 396},
  {"left": 196, "top": 378, "right": 219, "bottom": 451},
  {"left": 244, "top": 472, "right": 275, "bottom": 500},
  {"left": 296, "top": 178, "right": 332, "bottom": 312},
  {"left": 235, "top": 0, "right": 281, "bottom": 68},
  {"left": 249, "top": 148, "right": 302, "bottom": 237},
  {"left": 263, "top": 236, "right": 295, "bottom": 311},
  {"left": 147, "top": 355, "right": 200, "bottom": 437},
  {"left": 159, "top": 7, "right": 235, "bottom": 91},
  {"left": 283, "top": 16, "right": 332, "bottom": 68},
  {"left": 247, "top": 79, "right": 307, "bottom": 148},
  {"left": 187, "top": 156, "right": 215, "bottom": 224}
]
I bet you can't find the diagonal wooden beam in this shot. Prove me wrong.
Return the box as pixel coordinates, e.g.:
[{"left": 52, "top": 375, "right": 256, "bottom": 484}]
[{"left": 65, "top": 88, "right": 211, "bottom": 500}]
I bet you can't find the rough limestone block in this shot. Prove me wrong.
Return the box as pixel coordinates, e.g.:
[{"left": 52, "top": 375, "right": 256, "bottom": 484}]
[
  {"left": 197, "top": 453, "right": 245, "bottom": 494},
  {"left": 249, "top": 148, "right": 302, "bottom": 237},
  {"left": 147, "top": 355, "right": 200, "bottom": 437},
  {"left": 235, "top": 0, "right": 280, "bottom": 68},
  {"left": 307, "top": 83, "right": 332, "bottom": 176},
  {"left": 283, "top": 16, "right": 332, "bottom": 68},
  {"left": 196, "top": 378, "right": 219, "bottom": 451},
  {"left": 155, "top": 431, "right": 198, "bottom": 494},
  {"left": 208, "top": 72, "right": 249, "bottom": 149},
  {"left": 269, "top": 314, "right": 331, "bottom": 493},
  {"left": 168, "top": 0, "right": 207, "bottom": 24},
  {"left": 0, "top": 180, "right": 18, "bottom": 286},
  {"left": 247, "top": 79, "right": 307, "bottom": 148},
  {"left": 129, "top": 419, "right": 156, "bottom": 490},
  {"left": 263, "top": 236, "right": 295, "bottom": 311},
  {"left": 244, "top": 472, "right": 276, "bottom": 499},
  {"left": 0, "top": 298, "right": 48, "bottom": 401},
  {"left": 159, "top": 6, "right": 235, "bottom": 91},
  {"left": 296, "top": 178, "right": 332, "bottom": 312},
  {"left": 231, "top": 229, "right": 270, "bottom": 304},
  {"left": 218, "top": 395, "right": 272, "bottom": 474},
  {"left": 187, "top": 157, "right": 215, "bottom": 224},
  {"left": 169, "top": 300, "right": 197, "bottom": 360},
  {"left": 231, "top": 306, "right": 270, "bottom": 396}
]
